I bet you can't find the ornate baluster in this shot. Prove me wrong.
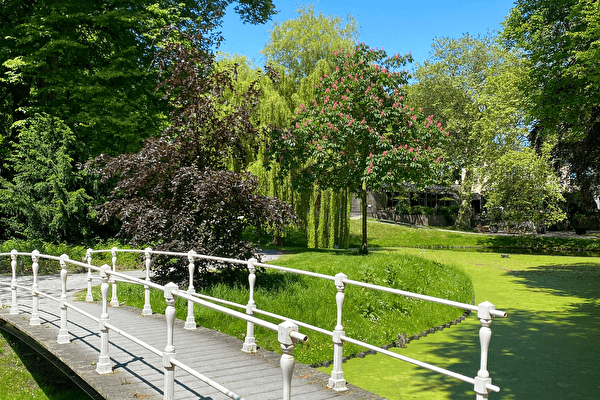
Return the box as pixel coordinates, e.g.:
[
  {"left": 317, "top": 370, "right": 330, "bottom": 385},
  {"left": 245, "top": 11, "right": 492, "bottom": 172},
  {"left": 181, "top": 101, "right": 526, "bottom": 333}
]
[
  {"left": 163, "top": 282, "right": 178, "bottom": 400},
  {"left": 184, "top": 251, "right": 197, "bottom": 329},
  {"left": 10, "top": 250, "right": 19, "bottom": 315},
  {"left": 328, "top": 272, "right": 347, "bottom": 391},
  {"left": 96, "top": 265, "right": 112, "bottom": 374},
  {"left": 110, "top": 247, "right": 119, "bottom": 307},
  {"left": 30, "top": 250, "right": 41, "bottom": 326},
  {"left": 85, "top": 249, "right": 94, "bottom": 302},
  {"left": 57, "top": 255, "right": 70, "bottom": 344},
  {"left": 279, "top": 320, "right": 300, "bottom": 400},
  {"left": 242, "top": 257, "right": 257, "bottom": 353},
  {"left": 474, "top": 301, "right": 495, "bottom": 399},
  {"left": 142, "top": 248, "right": 153, "bottom": 316}
]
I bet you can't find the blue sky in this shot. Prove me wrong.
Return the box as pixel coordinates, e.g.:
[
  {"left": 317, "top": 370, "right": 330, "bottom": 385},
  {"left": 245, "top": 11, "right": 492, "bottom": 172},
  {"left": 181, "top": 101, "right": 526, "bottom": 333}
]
[{"left": 219, "top": 0, "right": 516, "bottom": 68}]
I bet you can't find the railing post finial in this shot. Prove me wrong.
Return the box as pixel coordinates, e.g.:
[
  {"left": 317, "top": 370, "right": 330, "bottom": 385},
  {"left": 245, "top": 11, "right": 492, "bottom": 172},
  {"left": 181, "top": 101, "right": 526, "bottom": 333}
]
[
  {"left": 10, "top": 250, "right": 19, "bottom": 315},
  {"left": 242, "top": 257, "right": 258, "bottom": 353},
  {"left": 163, "top": 282, "right": 178, "bottom": 400},
  {"left": 328, "top": 272, "right": 348, "bottom": 391},
  {"left": 278, "top": 320, "right": 300, "bottom": 400},
  {"left": 142, "top": 247, "right": 153, "bottom": 316},
  {"left": 110, "top": 247, "right": 119, "bottom": 307},
  {"left": 85, "top": 249, "right": 94, "bottom": 302},
  {"left": 96, "top": 264, "right": 112, "bottom": 374},
  {"left": 474, "top": 301, "right": 495, "bottom": 399},
  {"left": 184, "top": 251, "right": 197, "bottom": 330},
  {"left": 57, "top": 254, "right": 70, "bottom": 344},
  {"left": 30, "top": 250, "right": 41, "bottom": 325}
]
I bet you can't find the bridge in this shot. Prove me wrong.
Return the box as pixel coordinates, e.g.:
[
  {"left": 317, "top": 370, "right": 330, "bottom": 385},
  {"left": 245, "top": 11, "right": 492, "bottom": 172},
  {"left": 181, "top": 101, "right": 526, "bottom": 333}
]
[{"left": 0, "top": 248, "right": 507, "bottom": 399}]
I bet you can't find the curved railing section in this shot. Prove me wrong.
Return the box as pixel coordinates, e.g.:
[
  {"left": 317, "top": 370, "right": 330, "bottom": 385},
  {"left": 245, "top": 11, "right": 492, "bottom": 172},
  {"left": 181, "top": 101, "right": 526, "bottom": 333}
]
[
  {"left": 0, "top": 249, "right": 307, "bottom": 400},
  {"left": 1, "top": 247, "right": 507, "bottom": 400}
]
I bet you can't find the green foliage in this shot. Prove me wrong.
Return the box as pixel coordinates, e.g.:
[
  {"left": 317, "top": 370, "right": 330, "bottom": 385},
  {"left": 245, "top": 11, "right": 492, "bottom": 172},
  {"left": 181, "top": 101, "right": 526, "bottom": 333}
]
[
  {"left": 409, "top": 34, "right": 529, "bottom": 193},
  {"left": 249, "top": 6, "right": 362, "bottom": 247},
  {"left": 0, "top": 0, "right": 277, "bottom": 160},
  {"left": 270, "top": 43, "right": 449, "bottom": 252},
  {"left": 261, "top": 3, "right": 359, "bottom": 84},
  {"left": 483, "top": 146, "right": 566, "bottom": 228},
  {"left": 502, "top": 0, "right": 600, "bottom": 201},
  {"left": 91, "top": 29, "right": 296, "bottom": 286},
  {"left": 0, "top": 113, "right": 96, "bottom": 242}
]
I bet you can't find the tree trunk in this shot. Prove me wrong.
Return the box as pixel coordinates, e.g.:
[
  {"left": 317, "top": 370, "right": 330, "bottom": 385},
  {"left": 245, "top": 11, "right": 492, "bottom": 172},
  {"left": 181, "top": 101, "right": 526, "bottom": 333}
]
[{"left": 360, "top": 185, "right": 368, "bottom": 254}]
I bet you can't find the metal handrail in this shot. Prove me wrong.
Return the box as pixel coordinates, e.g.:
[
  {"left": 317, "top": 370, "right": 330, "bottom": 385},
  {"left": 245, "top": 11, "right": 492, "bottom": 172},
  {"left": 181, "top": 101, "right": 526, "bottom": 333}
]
[{"left": 2, "top": 247, "right": 507, "bottom": 400}]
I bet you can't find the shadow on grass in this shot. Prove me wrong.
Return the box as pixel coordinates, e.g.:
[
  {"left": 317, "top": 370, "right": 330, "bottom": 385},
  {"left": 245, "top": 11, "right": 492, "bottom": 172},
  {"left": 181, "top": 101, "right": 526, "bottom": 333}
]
[
  {"left": 505, "top": 262, "right": 600, "bottom": 299},
  {"left": 0, "top": 330, "right": 92, "bottom": 400},
  {"left": 399, "top": 262, "right": 600, "bottom": 399},
  {"left": 475, "top": 234, "right": 600, "bottom": 253}
]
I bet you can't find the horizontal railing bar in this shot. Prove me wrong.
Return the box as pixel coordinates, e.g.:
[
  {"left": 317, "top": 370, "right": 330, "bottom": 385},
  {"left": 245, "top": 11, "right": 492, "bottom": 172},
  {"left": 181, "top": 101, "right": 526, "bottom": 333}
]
[
  {"left": 5, "top": 282, "right": 33, "bottom": 292},
  {"left": 192, "top": 292, "right": 243, "bottom": 308},
  {"left": 254, "top": 261, "right": 336, "bottom": 281},
  {"left": 35, "top": 291, "right": 60, "bottom": 303},
  {"left": 104, "top": 322, "right": 162, "bottom": 357},
  {"left": 2, "top": 250, "right": 507, "bottom": 317},
  {"left": 65, "top": 302, "right": 100, "bottom": 323},
  {"left": 343, "top": 278, "right": 507, "bottom": 318},
  {"left": 253, "top": 309, "right": 332, "bottom": 337},
  {"left": 170, "top": 358, "right": 246, "bottom": 400},
  {"left": 174, "top": 290, "right": 280, "bottom": 333},
  {"left": 2, "top": 252, "right": 101, "bottom": 273},
  {"left": 190, "top": 292, "right": 333, "bottom": 336},
  {"left": 107, "top": 271, "right": 163, "bottom": 290},
  {"left": 341, "top": 335, "right": 500, "bottom": 393},
  {"left": 345, "top": 277, "right": 478, "bottom": 312}
]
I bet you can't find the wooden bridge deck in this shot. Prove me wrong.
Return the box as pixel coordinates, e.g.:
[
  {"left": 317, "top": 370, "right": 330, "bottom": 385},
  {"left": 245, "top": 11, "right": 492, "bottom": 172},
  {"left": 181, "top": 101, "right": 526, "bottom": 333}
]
[{"left": 0, "top": 273, "right": 385, "bottom": 400}]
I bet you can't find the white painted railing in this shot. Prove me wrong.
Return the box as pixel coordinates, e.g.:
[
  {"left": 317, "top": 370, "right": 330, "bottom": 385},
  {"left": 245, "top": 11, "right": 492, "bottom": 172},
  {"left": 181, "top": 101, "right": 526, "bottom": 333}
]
[
  {"left": 0, "top": 249, "right": 307, "bottom": 400},
  {"left": 2, "top": 247, "right": 508, "bottom": 399}
]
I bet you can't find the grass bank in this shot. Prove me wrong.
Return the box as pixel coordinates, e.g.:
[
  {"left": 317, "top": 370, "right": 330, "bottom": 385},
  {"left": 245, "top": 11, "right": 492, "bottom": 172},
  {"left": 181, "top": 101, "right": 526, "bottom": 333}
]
[
  {"left": 346, "top": 219, "right": 600, "bottom": 252},
  {"left": 0, "top": 331, "right": 90, "bottom": 400},
  {"left": 89, "top": 251, "right": 473, "bottom": 366},
  {"left": 319, "top": 249, "right": 600, "bottom": 399}
]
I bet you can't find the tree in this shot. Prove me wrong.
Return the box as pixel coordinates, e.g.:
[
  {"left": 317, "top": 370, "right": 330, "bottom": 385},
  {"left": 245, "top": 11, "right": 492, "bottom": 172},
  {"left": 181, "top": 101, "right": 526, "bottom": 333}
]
[
  {"left": 0, "top": 113, "right": 96, "bottom": 242},
  {"left": 483, "top": 146, "right": 566, "bottom": 230},
  {"left": 270, "top": 44, "right": 448, "bottom": 253},
  {"left": 0, "top": 0, "right": 277, "bottom": 244},
  {"left": 502, "top": 0, "right": 600, "bottom": 205},
  {"left": 409, "top": 35, "right": 529, "bottom": 182},
  {"left": 261, "top": 3, "right": 359, "bottom": 85},
  {"left": 0, "top": 0, "right": 276, "bottom": 160},
  {"left": 229, "top": 5, "right": 360, "bottom": 248},
  {"left": 91, "top": 29, "right": 295, "bottom": 286},
  {"left": 408, "top": 34, "right": 529, "bottom": 227}
]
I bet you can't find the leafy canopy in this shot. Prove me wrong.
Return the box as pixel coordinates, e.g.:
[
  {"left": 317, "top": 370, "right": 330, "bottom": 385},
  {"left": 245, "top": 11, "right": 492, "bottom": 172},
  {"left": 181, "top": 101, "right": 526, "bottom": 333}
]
[
  {"left": 269, "top": 43, "right": 448, "bottom": 252},
  {"left": 484, "top": 146, "right": 566, "bottom": 227},
  {"left": 409, "top": 34, "right": 529, "bottom": 187},
  {"left": 0, "top": 0, "right": 277, "bottom": 160},
  {"left": 91, "top": 29, "right": 295, "bottom": 286},
  {"left": 271, "top": 43, "right": 448, "bottom": 196},
  {"left": 0, "top": 113, "right": 96, "bottom": 242},
  {"left": 502, "top": 0, "right": 600, "bottom": 202},
  {"left": 261, "top": 3, "right": 359, "bottom": 84}
]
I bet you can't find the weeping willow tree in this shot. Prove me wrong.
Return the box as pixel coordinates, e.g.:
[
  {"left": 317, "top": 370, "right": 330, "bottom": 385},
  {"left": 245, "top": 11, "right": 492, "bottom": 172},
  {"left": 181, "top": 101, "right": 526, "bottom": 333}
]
[{"left": 219, "top": 4, "right": 359, "bottom": 248}]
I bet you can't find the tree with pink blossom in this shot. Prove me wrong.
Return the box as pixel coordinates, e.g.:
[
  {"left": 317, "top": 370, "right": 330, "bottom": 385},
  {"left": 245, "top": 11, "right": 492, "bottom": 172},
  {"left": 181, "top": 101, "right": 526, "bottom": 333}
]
[{"left": 270, "top": 43, "right": 449, "bottom": 253}]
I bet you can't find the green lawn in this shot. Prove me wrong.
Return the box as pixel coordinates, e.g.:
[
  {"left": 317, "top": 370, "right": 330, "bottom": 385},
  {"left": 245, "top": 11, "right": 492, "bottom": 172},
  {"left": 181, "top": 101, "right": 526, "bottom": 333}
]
[
  {"left": 0, "top": 331, "right": 90, "bottom": 400},
  {"left": 319, "top": 248, "right": 600, "bottom": 399},
  {"left": 345, "top": 219, "right": 600, "bottom": 252}
]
